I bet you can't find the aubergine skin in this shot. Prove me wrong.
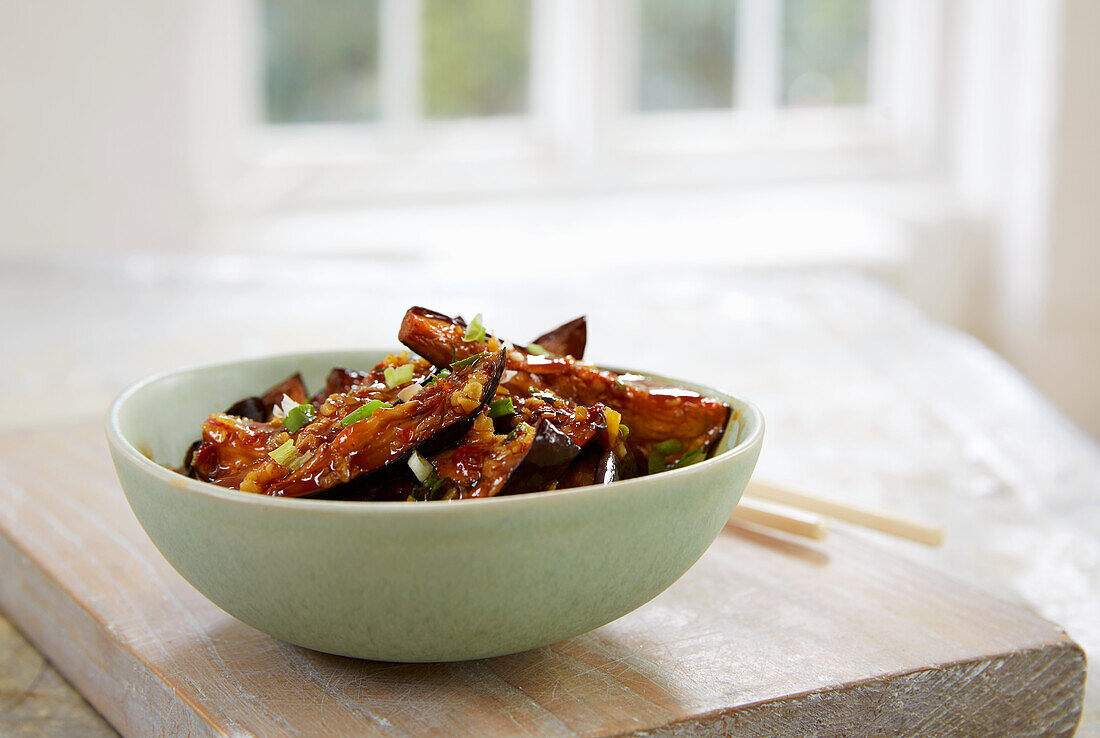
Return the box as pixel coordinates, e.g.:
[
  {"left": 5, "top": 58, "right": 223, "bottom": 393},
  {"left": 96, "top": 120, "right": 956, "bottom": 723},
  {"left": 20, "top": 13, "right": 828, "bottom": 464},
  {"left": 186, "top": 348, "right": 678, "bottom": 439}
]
[
  {"left": 224, "top": 396, "right": 267, "bottom": 422},
  {"left": 261, "top": 349, "right": 505, "bottom": 497},
  {"left": 429, "top": 417, "right": 581, "bottom": 499},
  {"left": 400, "top": 306, "right": 587, "bottom": 364},
  {"left": 595, "top": 448, "right": 620, "bottom": 485},
  {"left": 420, "top": 413, "right": 536, "bottom": 499},
  {"left": 504, "top": 362, "right": 728, "bottom": 468},
  {"left": 260, "top": 373, "right": 308, "bottom": 413},
  {"left": 556, "top": 447, "right": 620, "bottom": 489},
  {"left": 532, "top": 316, "right": 586, "bottom": 359},
  {"left": 501, "top": 419, "right": 582, "bottom": 495},
  {"left": 399, "top": 307, "right": 492, "bottom": 367},
  {"left": 220, "top": 372, "right": 307, "bottom": 424},
  {"left": 189, "top": 350, "right": 504, "bottom": 498},
  {"left": 398, "top": 307, "right": 729, "bottom": 466},
  {"left": 312, "top": 357, "right": 434, "bottom": 407},
  {"left": 311, "top": 368, "right": 370, "bottom": 405},
  {"left": 188, "top": 414, "right": 280, "bottom": 487},
  {"left": 392, "top": 389, "right": 609, "bottom": 500}
]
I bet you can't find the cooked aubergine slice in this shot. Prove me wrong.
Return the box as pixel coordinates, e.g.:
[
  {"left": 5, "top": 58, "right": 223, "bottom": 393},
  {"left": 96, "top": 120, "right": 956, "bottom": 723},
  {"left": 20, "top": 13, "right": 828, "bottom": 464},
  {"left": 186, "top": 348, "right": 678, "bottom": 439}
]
[
  {"left": 220, "top": 372, "right": 309, "bottom": 424},
  {"left": 531, "top": 316, "right": 586, "bottom": 359},
  {"left": 260, "top": 373, "right": 308, "bottom": 413},
  {"left": 223, "top": 396, "right": 266, "bottom": 423},
  {"left": 188, "top": 414, "right": 281, "bottom": 488},
  {"left": 417, "top": 416, "right": 583, "bottom": 499},
  {"left": 186, "top": 307, "right": 730, "bottom": 499},
  {"left": 397, "top": 306, "right": 729, "bottom": 470},
  {"left": 263, "top": 349, "right": 504, "bottom": 497},
  {"left": 311, "top": 355, "right": 434, "bottom": 406},
  {"left": 500, "top": 419, "right": 583, "bottom": 495},
  {"left": 557, "top": 447, "right": 620, "bottom": 489},
  {"left": 399, "top": 307, "right": 498, "bottom": 367},
  {"left": 399, "top": 307, "right": 587, "bottom": 363},
  {"left": 193, "top": 350, "right": 505, "bottom": 497}
]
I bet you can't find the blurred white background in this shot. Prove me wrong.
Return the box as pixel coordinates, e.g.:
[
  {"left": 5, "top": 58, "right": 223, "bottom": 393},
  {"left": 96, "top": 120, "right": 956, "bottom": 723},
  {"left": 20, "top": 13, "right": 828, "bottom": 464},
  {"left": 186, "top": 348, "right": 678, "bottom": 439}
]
[{"left": 2, "top": 0, "right": 1097, "bottom": 437}]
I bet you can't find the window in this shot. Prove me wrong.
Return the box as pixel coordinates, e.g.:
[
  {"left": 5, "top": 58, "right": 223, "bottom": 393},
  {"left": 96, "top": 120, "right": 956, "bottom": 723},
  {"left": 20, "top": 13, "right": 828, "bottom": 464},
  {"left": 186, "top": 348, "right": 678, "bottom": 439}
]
[
  {"left": 781, "top": 0, "right": 869, "bottom": 107},
  {"left": 224, "top": 0, "right": 938, "bottom": 206},
  {"left": 421, "top": 0, "right": 531, "bottom": 118},
  {"left": 636, "top": 0, "right": 736, "bottom": 111},
  {"left": 263, "top": 0, "right": 381, "bottom": 123}
]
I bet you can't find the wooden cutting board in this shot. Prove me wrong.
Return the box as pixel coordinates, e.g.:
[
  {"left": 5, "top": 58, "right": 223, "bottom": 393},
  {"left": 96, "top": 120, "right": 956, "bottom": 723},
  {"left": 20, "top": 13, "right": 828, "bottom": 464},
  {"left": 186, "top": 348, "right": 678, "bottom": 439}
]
[{"left": 0, "top": 422, "right": 1086, "bottom": 737}]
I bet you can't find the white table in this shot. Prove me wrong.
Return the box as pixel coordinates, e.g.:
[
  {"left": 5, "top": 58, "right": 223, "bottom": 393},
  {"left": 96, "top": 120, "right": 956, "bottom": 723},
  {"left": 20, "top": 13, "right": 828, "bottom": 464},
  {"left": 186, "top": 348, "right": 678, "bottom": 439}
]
[{"left": 2, "top": 255, "right": 1097, "bottom": 735}]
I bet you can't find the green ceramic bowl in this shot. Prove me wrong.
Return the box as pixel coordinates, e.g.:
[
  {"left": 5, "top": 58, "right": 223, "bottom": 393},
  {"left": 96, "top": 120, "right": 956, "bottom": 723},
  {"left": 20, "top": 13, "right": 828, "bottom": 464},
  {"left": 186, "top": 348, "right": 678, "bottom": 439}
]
[{"left": 107, "top": 350, "right": 764, "bottom": 662}]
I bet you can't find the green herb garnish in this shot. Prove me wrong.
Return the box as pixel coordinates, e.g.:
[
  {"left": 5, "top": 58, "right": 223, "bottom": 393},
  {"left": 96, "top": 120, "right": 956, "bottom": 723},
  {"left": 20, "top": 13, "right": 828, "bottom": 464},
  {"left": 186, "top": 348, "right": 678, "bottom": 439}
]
[
  {"left": 288, "top": 450, "right": 312, "bottom": 471},
  {"left": 488, "top": 397, "right": 515, "bottom": 418},
  {"left": 410, "top": 465, "right": 458, "bottom": 501},
  {"left": 340, "top": 399, "right": 391, "bottom": 427},
  {"left": 422, "top": 368, "right": 450, "bottom": 386},
  {"left": 451, "top": 352, "right": 488, "bottom": 370},
  {"left": 526, "top": 342, "right": 550, "bottom": 356},
  {"left": 463, "top": 313, "right": 486, "bottom": 342},
  {"left": 619, "top": 423, "right": 630, "bottom": 439},
  {"left": 670, "top": 449, "right": 705, "bottom": 469},
  {"left": 653, "top": 439, "right": 683, "bottom": 455},
  {"left": 648, "top": 439, "right": 685, "bottom": 474},
  {"left": 282, "top": 403, "right": 316, "bottom": 434},
  {"left": 269, "top": 439, "right": 299, "bottom": 466},
  {"left": 384, "top": 363, "right": 415, "bottom": 388}
]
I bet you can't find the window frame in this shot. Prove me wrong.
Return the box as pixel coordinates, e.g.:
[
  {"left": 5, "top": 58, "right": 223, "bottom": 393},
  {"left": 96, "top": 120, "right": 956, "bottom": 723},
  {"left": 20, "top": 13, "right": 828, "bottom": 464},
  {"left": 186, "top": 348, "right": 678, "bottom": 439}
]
[{"left": 199, "top": 0, "right": 944, "bottom": 212}]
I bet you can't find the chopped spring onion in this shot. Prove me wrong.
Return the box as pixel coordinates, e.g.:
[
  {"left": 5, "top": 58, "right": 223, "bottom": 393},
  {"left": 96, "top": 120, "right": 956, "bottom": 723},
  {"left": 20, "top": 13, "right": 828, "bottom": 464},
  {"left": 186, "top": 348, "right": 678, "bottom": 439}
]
[
  {"left": 670, "top": 449, "right": 705, "bottom": 469},
  {"left": 340, "top": 399, "right": 391, "bottom": 427},
  {"left": 488, "top": 397, "right": 515, "bottom": 418},
  {"left": 451, "top": 352, "right": 487, "bottom": 370},
  {"left": 647, "top": 453, "right": 664, "bottom": 475},
  {"left": 397, "top": 382, "right": 423, "bottom": 402},
  {"left": 648, "top": 439, "right": 685, "bottom": 475},
  {"left": 287, "top": 450, "right": 312, "bottom": 471},
  {"left": 653, "top": 439, "right": 683, "bottom": 456},
  {"left": 619, "top": 423, "right": 630, "bottom": 439},
  {"left": 269, "top": 440, "right": 299, "bottom": 467},
  {"left": 422, "top": 368, "right": 450, "bottom": 386},
  {"left": 526, "top": 342, "right": 550, "bottom": 356},
  {"left": 384, "top": 363, "right": 415, "bottom": 388},
  {"left": 283, "top": 403, "right": 316, "bottom": 433},
  {"left": 407, "top": 450, "right": 434, "bottom": 484},
  {"left": 407, "top": 450, "right": 457, "bottom": 500},
  {"left": 463, "top": 313, "right": 486, "bottom": 342}
]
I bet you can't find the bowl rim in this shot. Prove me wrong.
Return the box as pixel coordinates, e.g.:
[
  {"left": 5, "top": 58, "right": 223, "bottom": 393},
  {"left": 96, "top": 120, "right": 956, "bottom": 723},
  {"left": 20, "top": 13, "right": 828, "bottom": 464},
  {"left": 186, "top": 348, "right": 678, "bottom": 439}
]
[{"left": 106, "top": 348, "right": 765, "bottom": 515}]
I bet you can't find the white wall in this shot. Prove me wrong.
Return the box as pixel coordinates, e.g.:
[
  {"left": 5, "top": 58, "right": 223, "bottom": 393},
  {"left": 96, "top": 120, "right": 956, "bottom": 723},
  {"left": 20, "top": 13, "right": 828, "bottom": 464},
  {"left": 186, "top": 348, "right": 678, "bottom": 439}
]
[
  {"left": 0, "top": 1, "right": 198, "bottom": 256},
  {"left": 1030, "top": 0, "right": 1100, "bottom": 437}
]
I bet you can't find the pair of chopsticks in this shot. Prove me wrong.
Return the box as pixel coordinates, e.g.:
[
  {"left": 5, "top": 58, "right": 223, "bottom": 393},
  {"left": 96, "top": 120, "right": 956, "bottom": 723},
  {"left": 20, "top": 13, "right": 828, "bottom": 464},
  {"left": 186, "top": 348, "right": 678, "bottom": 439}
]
[{"left": 730, "top": 479, "right": 944, "bottom": 546}]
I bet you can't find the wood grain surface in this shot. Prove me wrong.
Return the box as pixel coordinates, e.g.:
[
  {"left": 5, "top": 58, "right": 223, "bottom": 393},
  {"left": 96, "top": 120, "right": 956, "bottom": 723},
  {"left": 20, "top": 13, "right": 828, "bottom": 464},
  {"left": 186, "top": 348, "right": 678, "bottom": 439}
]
[{"left": 0, "top": 421, "right": 1086, "bottom": 737}]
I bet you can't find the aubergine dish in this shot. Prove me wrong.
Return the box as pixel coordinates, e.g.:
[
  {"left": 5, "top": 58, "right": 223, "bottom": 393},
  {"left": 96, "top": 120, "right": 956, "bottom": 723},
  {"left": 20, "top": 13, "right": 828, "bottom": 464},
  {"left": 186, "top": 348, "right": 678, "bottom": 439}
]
[{"left": 180, "top": 307, "right": 732, "bottom": 501}]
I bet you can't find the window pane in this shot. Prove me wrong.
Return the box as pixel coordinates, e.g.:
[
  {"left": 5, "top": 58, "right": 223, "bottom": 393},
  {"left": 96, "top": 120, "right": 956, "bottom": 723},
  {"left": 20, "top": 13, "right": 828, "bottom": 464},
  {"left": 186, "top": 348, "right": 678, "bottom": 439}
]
[
  {"left": 423, "top": 0, "right": 530, "bottom": 119},
  {"left": 637, "top": 0, "right": 735, "bottom": 111},
  {"left": 262, "top": 0, "right": 380, "bottom": 124},
  {"left": 782, "top": 0, "right": 869, "bottom": 106}
]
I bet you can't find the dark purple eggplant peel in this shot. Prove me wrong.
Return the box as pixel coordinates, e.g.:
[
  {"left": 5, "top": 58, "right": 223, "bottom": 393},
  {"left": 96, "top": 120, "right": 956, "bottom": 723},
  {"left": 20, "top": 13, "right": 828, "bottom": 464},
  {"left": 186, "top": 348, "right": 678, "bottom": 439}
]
[{"left": 180, "top": 308, "right": 730, "bottom": 501}]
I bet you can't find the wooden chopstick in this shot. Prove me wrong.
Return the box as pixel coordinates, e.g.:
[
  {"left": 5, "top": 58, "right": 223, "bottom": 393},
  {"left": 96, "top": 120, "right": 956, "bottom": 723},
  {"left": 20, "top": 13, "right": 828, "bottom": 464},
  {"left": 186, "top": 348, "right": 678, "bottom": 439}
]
[
  {"left": 730, "top": 499, "right": 829, "bottom": 540},
  {"left": 744, "top": 480, "right": 945, "bottom": 547}
]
